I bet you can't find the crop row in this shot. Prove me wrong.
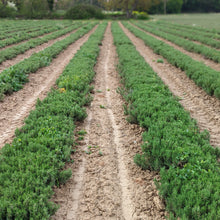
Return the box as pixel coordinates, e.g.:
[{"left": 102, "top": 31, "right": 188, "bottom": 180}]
[
  {"left": 0, "top": 23, "right": 69, "bottom": 49},
  {"left": 0, "top": 21, "right": 70, "bottom": 40},
  {"left": 112, "top": 21, "right": 220, "bottom": 220},
  {"left": 157, "top": 21, "right": 220, "bottom": 41},
  {"left": 132, "top": 21, "right": 220, "bottom": 64},
  {"left": 123, "top": 22, "right": 220, "bottom": 99},
  {"left": 157, "top": 20, "right": 220, "bottom": 36},
  {"left": 0, "top": 24, "right": 54, "bottom": 40},
  {"left": 0, "top": 22, "right": 97, "bottom": 101},
  {"left": 145, "top": 22, "right": 220, "bottom": 49},
  {"left": 0, "top": 22, "right": 107, "bottom": 220},
  {"left": 0, "top": 22, "right": 82, "bottom": 65},
  {"left": 0, "top": 20, "right": 70, "bottom": 33}
]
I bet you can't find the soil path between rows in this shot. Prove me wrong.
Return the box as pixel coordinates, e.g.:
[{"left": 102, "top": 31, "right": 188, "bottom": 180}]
[
  {"left": 52, "top": 22, "right": 165, "bottom": 220},
  {"left": 120, "top": 22, "right": 220, "bottom": 148},
  {"left": 0, "top": 25, "right": 98, "bottom": 149},
  {"left": 131, "top": 23, "right": 220, "bottom": 72},
  {"left": 0, "top": 28, "right": 79, "bottom": 73}
]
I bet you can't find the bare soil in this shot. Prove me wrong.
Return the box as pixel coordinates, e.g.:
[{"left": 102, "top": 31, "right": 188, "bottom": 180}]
[
  {"left": 0, "top": 26, "right": 98, "bottom": 149},
  {"left": 0, "top": 28, "right": 79, "bottom": 73},
  {"left": 131, "top": 23, "right": 220, "bottom": 72},
  {"left": 52, "top": 23, "right": 165, "bottom": 220},
  {"left": 120, "top": 22, "right": 220, "bottom": 148}
]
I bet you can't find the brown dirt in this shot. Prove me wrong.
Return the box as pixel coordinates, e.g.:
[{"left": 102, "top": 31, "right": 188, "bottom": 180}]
[
  {"left": 120, "top": 22, "right": 220, "bottom": 148},
  {"left": 131, "top": 23, "right": 220, "bottom": 72},
  {"left": 52, "top": 22, "right": 166, "bottom": 220},
  {"left": 0, "top": 25, "right": 98, "bottom": 149},
  {"left": 0, "top": 28, "right": 79, "bottom": 73}
]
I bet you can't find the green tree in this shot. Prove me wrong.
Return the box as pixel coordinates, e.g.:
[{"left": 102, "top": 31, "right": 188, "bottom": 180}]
[
  {"left": 182, "top": 0, "right": 220, "bottom": 12},
  {"left": 167, "top": 0, "right": 183, "bottom": 13},
  {"left": 21, "top": 0, "right": 49, "bottom": 18},
  {"left": 13, "top": 0, "right": 24, "bottom": 11},
  {"left": 47, "top": 0, "right": 54, "bottom": 11}
]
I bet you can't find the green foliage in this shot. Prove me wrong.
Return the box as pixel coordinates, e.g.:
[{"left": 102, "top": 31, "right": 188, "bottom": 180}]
[
  {"left": 133, "top": 21, "right": 220, "bottom": 64},
  {"left": 112, "top": 21, "right": 220, "bottom": 219},
  {"left": 0, "top": 22, "right": 82, "bottom": 65},
  {"left": 132, "top": 11, "right": 149, "bottom": 20},
  {"left": 0, "top": 2, "right": 17, "bottom": 18},
  {"left": 0, "top": 22, "right": 107, "bottom": 219},
  {"left": 167, "top": 0, "right": 183, "bottom": 14},
  {"left": 65, "top": 4, "right": 105, "bottom": 19},
  {"left": 182, "top": 0, "right": 220, "bottom": 13},
  {"left": 149, "top": 21, "right": 220, "bottom": 49},
  {"left": 0, "top": 23, "right": 63, "bottom": 49},
  {"left": 0, "top": 22, "right": 97, "bottom": 101},
  {"left": 21, "top": 0, "right": 49, "bottom": 19},
  {"left": 124, "top": 22, "right": 220, "bottom": 99}
]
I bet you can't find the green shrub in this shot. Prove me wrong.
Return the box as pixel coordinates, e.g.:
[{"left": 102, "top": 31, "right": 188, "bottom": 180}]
[
  {"left": 112, "top": 21, "right": 220, "bottom": 220},
  {"left": 65, "top": 4, "right": 105, "bottom": 20},
  {"left": 0, "top": 22, "right": 107, "bottom": 219},
  {"left": 132, "top": 11, "right": 149, "bottom": 20},
  {"left": 0, "top": 2, "right": 17, "bottom": 18}
]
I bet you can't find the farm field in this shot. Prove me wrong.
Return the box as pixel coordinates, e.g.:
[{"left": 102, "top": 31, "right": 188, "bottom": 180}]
[
  {"left": 0, "top": 18, "right": 220, "bottom": 219},
  {"left": 153, "top": 13, "right": 220, "bottom": 31}
]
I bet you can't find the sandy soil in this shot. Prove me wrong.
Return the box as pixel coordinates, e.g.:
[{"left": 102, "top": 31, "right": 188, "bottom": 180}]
[
  {"left": 0, "top": 28, "right": 79, "bottom": 73},
  {"left": 131, "top": 23, "right": 220, "bottom": 72},
  {"left": 120, "top": 22, "right": 220, "bottom": 148},
  {"left": 52, "top": 23, "right": 165, "bottom": 220},
  {"left": 0, "top": 26, "right": 98, "bottom": 149}
]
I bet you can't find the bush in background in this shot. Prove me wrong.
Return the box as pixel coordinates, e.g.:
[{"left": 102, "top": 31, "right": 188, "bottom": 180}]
[
  {"left": 0, "top": 1, "right": 17, "bottom": 18},
  {"left": 132, "top": 11, "right": 149, "bottom": 20},
  {"left": 65, "top": 4, "right": 105, "bottom": 19}
]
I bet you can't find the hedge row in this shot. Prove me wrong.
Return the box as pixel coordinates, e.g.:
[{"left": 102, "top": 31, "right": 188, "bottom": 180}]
[
  {"left": 112, "top": 21, "right": 220, "bottom": 220},
  {"left": 123, "top": 22, "right": 220, "bottom": 99},
  {"left": 0, "top": 21, "right": 107, "bottom": 220},
  {"left": 132, "top": 21, "right": 220, "bottom": 64},
  {"left": 0, "top": 22, "right": 82, "bottom": 64},
  {"left": 0, "top": 22, "right": 97, "bottom": 101}
]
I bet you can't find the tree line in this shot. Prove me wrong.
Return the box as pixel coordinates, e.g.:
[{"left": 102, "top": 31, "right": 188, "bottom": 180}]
[{"left": 0, "top": 0, "right": 220, "bottom": 19}]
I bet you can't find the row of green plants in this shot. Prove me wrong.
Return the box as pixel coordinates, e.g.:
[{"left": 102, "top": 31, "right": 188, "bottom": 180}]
[
  {"left": 112, "top": 21, "right": 220, "bottom": 220},
  {"left": 0, "top": 23, "right": 67, "bottom": 49},
  {"left": 132, "top": 21, "right": 220, "bottom": 64},
  {"left": 156, "top": 20, "right": 220, "bottom": 36},
  {"left": 0, "top": 23, "right": 54, "bottom": 40},
  {"left": 156, "top": 21, "right": 220, "bottom": 41},
  {"left": 0, "top": 22, "right": 97, "bottom": 101},
  {"left": 123, "top": 22, "right": 220, "bottom": 99},
  {"left": 0, "top": 22, "right": 82, "bottom": 65},
  {"left": 0, "top": 21, "right": 107, "bottom": 220},
  {"left": 145, "top": 22, "right": 220, "bottom": 49},
  {"left": 0, "top": 20, "right": 70, "bottom": 34}
]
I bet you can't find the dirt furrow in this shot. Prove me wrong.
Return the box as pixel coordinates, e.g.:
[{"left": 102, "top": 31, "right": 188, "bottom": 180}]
[
  {"left": 120, "top": 22, "right": 220, "bottom": 148},
  {"left": 131, "top": 23, "right": 220, "bottom": 72},
  {"left": 0, "top": 28, "right": 79, "bottom": 73},
  {"left": 0, "top": 25, "right": 98, "bottom": 149},
  {"left": 52, "top": 22, "right": 165, "bottom": 220}
]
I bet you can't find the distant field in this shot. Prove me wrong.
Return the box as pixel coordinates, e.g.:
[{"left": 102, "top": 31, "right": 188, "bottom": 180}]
[{"left": 152, "top": 13, "right": 220, "bottom": 30}]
